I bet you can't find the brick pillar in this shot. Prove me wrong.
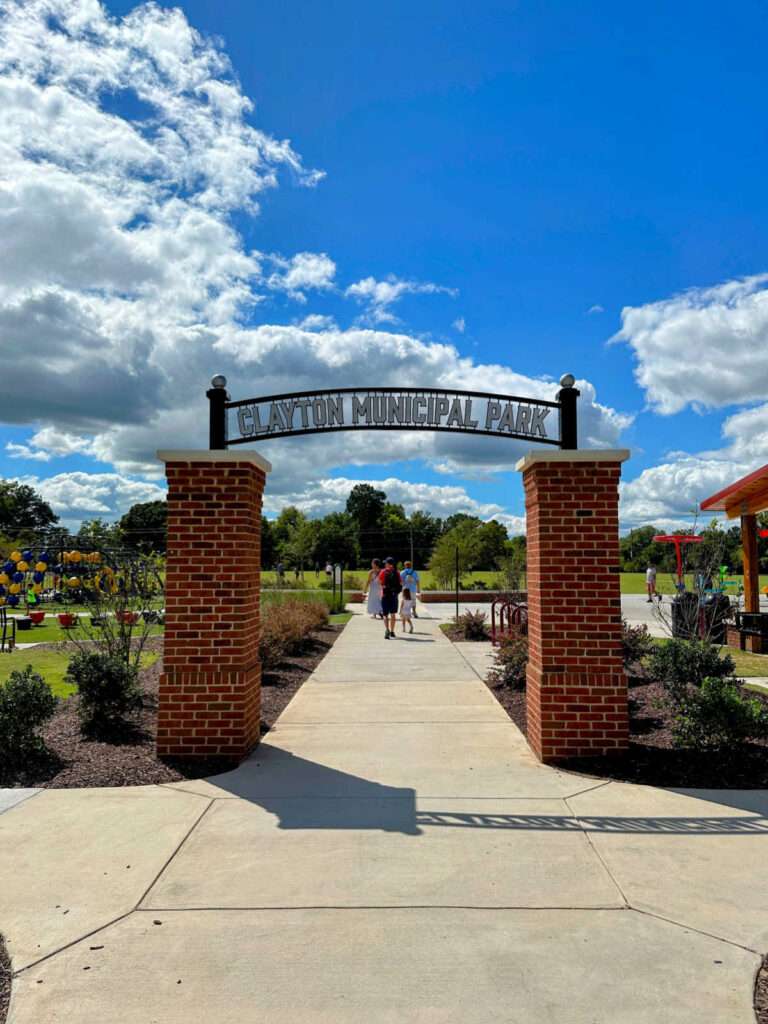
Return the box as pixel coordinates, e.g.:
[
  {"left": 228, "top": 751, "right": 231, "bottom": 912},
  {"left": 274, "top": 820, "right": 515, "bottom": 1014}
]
[
  {"left": 156, "top": 450, "right": 271, "bottom": 760},
  {"left": 516, "top": 449, "right": 630, "bottom": 762}
]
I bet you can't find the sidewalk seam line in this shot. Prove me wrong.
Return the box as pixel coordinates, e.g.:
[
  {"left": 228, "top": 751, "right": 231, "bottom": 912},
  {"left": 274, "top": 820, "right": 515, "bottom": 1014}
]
[
  {"left": 12, "top": 911, "right": 134, "bottom": 977},
  {"left": 564, "top": 792, "right": 630, "bottom": 908},
  {"left": 135, "top": 798, "right": 215, "bottom": 909},
  {"left": 629, "top": 907, "right": 761, "bottom": 955}
]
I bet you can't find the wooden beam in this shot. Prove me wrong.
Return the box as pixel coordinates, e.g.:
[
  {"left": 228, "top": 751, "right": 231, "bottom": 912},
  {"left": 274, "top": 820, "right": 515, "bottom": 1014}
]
[
  {"left": 742, "top": 513, "right": 759, "bottom": 613},
  {"left": 724, "top": 482, "right": 768, "bottom": 518}
]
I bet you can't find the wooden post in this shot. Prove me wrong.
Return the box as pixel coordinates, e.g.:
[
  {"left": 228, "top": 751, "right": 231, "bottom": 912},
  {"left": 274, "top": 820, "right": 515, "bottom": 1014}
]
[{"left": 742, "top": 513, "right": 759, "bottom": 614}]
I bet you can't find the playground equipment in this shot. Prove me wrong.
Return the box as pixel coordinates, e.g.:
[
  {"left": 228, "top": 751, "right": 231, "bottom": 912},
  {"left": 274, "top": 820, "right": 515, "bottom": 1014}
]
[
  {"left": 490, "top": 597, "right": 527, "bottom": 645},
  {"left": 652, "top": 534, "right": 702, "bottom": 590}
]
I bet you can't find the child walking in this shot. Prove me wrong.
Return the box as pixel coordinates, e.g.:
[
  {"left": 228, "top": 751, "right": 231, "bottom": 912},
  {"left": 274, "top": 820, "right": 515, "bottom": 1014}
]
[{"left": 399, "top": 587, "right": 414, "bottom": 634}]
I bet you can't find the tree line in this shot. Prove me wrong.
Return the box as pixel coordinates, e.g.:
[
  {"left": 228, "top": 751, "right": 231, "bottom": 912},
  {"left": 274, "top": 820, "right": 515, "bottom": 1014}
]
[
  {"left": 619, "top": 519, "right": 768, "bottom": 575},
  {"left": 0, "top": 479, "right": 524, "bottom": 584}
]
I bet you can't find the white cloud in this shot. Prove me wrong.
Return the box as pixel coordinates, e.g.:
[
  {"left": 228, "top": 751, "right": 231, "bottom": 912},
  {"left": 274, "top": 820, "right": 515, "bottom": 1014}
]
[
  {"left": 6, "top": 443, "right": 51, "bottom": 462},
  {"left": 263, "top": 475, "right": 510, "bottom": 523},
  {"left": 266, "top": 252, "right": 336, "bottom": 301},
  {"left": 16, "top": 471, "right": 166, "bottom": 526},
  {"left": 0, "top": 0, "right": 633, "bottom": 527},
  {"left": 0, "top": 0, "right": 319, "bottom": 431},
  {"left": 611, "top": 274, "right": 768, "bottom": 414},
  {"left": 345, "top": 274, "right": 458, "bottom": 323},
  {"left": 586, "top": 304, "right": 603, "bottom": 314},
  {"left": 297, "top": 314, "right": 337, "bottom": 331},
  {"left": 453, "top": 317, "right": 466, "bottom": 332}
]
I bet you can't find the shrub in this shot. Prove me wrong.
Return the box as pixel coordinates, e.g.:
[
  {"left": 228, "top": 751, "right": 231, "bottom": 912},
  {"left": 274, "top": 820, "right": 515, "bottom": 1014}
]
[
  {"left": 65, "top": 651, "right": 141, "bottom": 728},
  {"left": 621, "top": 619, "right": 655, "bottom": 671},
  {"left": 647, "top": 638, "right": 735, "bottom": 708},
  {"left": 673, "top": 677, "right": 768, "bottom": 750},
  {"left": 454, "top": 610, "right": 490, "bottom": 641},
  {"left": 486, "top": 631, "right": 528, "bottom": 690},
  {"left": 343, "top": 574, "right": 363, "bottom": 590},
  {"left": 260, "top": 598, "right": 330, "bottom": 670},
  {"left": 0, "top": 666, "right": 58, "bottom": 762}
]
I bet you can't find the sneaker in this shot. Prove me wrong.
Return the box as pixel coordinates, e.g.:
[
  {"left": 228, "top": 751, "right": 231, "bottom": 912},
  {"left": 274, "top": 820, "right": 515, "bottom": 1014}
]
[
  {"left": 384, "top": 630, "right": 390, "bottom": 639},
  {"left": 646, "top": 599, "right": 652, "bottom": 603}
]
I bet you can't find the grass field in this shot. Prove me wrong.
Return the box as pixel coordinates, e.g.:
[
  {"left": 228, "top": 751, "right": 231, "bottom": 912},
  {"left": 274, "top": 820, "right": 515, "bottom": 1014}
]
[
  {"left": 619, "top": 572, "right": 768, "bottom": 595},
  {"left": 0, "top": 648, "right": 160, "bottom": 698}
]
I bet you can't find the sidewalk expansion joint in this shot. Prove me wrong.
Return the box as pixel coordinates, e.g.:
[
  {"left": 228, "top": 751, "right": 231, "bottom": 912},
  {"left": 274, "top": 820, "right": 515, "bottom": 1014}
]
[
  {"left": 564, "top": 793, "right": 630, "bottom": 907},
  {"left": 134, "top": 904, "right": 630, "bottom": 913},
  {"left": 12, "top": 911, "right": 134, "bottom": 977},
  {"left": 629, "top": 907, "right": 761, "bottom": 955},
  {"left": 136, "top": 797, "right": 215, "bottom": 909}
]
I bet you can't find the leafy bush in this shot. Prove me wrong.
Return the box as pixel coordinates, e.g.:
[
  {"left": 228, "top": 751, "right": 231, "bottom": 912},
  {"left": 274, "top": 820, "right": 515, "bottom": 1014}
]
[
  {"left": 673, "top": 677, "right": 768, "bottom": 750},
  {"left": 647, "top": 638, "right": 734, "bottom": 708},
  {"left": 344, "top": 574, "right": 363, "bottom": 590},
  {"left": 260, "top": 598, "right": 330, "bottom": 670},
  {"left": 65, "top": 651, "right": 141, "bottom": 728},
  {"left": 454, "top": 610, "right": 490, "bottom": 641},
  {"left": 486, "top": 631, "right": 529, "bottom": 690},
  {"left": 621, "top": 619, "right": 655, "bottom": 671},
  {"left": 0, "top": 666, "right": 58, "bottom": 762}
]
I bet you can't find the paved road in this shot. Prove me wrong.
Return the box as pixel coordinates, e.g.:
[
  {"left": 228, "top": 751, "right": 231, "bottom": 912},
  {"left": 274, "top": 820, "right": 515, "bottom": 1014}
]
[{"left": 1, "top": 611, "right": 766, "bottom": 1021}]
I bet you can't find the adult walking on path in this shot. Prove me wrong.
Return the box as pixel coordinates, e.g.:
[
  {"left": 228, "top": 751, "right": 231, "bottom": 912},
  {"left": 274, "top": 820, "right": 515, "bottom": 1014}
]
[
  {"left": 378, "top": 556, "right": 402, "bottom": 638},
  {"left": 401, "top": 560, "right": 421, "bottom": 617},
  {"left": 646, "top": 561, "right": 658, "bottom": 602},
  {"left": 363, "top": 558, "right": 383, "bottom": 619}
]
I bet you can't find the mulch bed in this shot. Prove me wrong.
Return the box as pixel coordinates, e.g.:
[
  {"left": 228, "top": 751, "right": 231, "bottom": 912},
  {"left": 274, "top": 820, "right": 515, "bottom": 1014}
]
[
  {"left": 757, "top": 955, "right": 768, "bottom": 1024},
  {"left": 0, "top": 933, "right": 9, "bottom": 1024},
  {"left": 486, "top": 665, "right": 768, "bottom": 789},
  {"left": 0, "top": 625, "right": 344, "bottom": 790}
]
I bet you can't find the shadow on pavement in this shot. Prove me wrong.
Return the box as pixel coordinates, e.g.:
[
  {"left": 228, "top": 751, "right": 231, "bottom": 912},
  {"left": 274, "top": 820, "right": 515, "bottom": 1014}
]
[{"left": 201, "top": 744, "right": 420, "bottom": 835}]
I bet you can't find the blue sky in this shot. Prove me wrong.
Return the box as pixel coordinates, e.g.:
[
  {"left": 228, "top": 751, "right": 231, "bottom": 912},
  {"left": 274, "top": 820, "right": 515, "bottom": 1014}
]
[{"left": 2, "top": 0, "right": 768, "bottom": 535}]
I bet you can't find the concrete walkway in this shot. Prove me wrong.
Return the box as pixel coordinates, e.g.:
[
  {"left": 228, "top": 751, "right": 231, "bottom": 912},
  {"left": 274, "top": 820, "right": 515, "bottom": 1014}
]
[{"left": 1, "top": 611, "right": 767, "bottom": 1021}]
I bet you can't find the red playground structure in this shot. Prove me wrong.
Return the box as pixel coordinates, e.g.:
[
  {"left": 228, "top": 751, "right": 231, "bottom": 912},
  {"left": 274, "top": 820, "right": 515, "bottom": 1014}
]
[{"left": 652, "top": 534, "right": 702, "bottom": 588}]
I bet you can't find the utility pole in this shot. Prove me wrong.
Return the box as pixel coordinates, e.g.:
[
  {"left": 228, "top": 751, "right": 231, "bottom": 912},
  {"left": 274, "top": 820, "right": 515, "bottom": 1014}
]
[{"left": 410, "top": 527, "right": 414, "bottom": 565}]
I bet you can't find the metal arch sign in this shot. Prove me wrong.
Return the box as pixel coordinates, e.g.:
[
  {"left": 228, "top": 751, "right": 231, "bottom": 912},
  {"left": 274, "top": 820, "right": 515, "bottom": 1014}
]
[{"left": 207, "top": 379, "right": 580, "bottom": 450}]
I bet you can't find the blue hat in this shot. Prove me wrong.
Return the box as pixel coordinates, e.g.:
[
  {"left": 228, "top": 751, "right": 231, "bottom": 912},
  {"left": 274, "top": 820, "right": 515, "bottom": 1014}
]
[{"left": 384, "top": 556, "right": 395, "bottom": 564}]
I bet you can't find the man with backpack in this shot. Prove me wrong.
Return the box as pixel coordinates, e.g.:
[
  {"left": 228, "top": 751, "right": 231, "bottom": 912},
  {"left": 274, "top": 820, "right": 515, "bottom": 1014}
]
[{"left": 377, "top": 556, "right": 402, "bottom": 639}]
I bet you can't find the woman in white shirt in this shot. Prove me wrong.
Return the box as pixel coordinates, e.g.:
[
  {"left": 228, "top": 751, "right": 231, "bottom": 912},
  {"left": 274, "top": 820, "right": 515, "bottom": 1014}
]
[{"left": 363, "top": 558, "right": 383, "bottom": 618}]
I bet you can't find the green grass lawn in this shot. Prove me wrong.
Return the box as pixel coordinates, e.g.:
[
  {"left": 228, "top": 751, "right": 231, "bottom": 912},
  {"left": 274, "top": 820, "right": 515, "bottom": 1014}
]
[
  {"left": 329, "top": 612, "right": 353, "bottom": 625},
  {"left": 619, "top": 572, "right": 768, "bottom": 595},
  {"left": 0, "top": 648, "right": 160, "bottom": 698},
  {"left": 8, "top": 617, "right": 164, "bottom": 645}
]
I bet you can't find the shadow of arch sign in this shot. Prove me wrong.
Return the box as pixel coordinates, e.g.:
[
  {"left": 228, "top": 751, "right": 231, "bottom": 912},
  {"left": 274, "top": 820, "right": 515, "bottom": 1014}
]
[{"left": 206, "top": 373, "right": 580, "bottom": 450}]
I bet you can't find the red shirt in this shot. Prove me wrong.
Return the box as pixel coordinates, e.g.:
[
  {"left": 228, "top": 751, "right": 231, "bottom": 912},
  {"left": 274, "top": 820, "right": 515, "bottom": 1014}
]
[{"left": 377, "top": 567, "right": 402, "bottom": 592}]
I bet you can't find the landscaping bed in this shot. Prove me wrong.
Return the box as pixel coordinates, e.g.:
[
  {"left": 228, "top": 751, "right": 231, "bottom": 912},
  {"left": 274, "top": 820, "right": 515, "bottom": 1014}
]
[
  {"left": 441, "top": 619, "right": 768, "bottom": 789},
  {"left": 0, "top": 625, "right": 345, "bottom": 789},
  {"left": 489, "top": 671, "right": 768, "bottom": 789}
]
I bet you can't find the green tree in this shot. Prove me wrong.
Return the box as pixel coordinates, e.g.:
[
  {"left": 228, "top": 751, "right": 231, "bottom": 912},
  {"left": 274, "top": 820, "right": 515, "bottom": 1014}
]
[
  {"left": 345, "top": 484, "right": 386, "bottom": 532},
  {"left": 283, "top": 519, "right": 319, "bottom": 577},
  {"left": 407, "top": 510, "right": 442, "bottom": 567},
  {"left": 77, "top": 517, "right": 124, "bottom": 551},
  {"left": 273, "top": 506, "right": 306, "bottom": 554},
  {"left": 119, "top": 500, "right": 167, "bottom": 554},
  {"left": 314, "top": 512, "right": 358, "bottom": 568},
  {"left": 441, "top": 512, "right": 479, "bottom": 535},
  {"left": 619, "top": 525, "right": 673, "bottom": 572},
  {"left": 428, "top": 520, "right": 484, "bottom": 587},
  {"left": 0, "top": 480, "right": 58, "bottom": 542},
  {"left": 477, "top": 520, "right": 509, "bottom": 569},
  {"left": 261, "top": 516, "right": 277, "bottom": 569}
]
